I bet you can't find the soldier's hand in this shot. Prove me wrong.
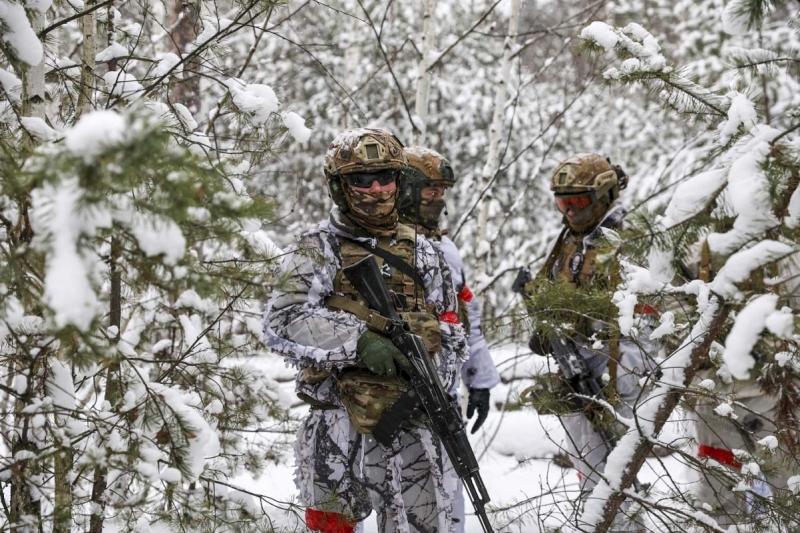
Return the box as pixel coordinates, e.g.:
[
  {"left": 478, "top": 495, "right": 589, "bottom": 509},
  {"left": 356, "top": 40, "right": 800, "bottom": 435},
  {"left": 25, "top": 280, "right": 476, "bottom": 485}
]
[
  {"left": 511, "top": 267, "right": 532, "bottom": 295},
  {"left": 357, "top": 330, "right": 409, "bottom": 377},
  {"left": 466, "top": 388, "right": 491, "bottom": 433}
]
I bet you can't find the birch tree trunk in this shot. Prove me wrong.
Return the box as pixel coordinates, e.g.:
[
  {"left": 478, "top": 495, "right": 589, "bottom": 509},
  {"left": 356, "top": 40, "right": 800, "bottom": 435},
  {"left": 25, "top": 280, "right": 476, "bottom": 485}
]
[
  {"left": 11, "top": 8, "right": 46, "bottom": 526},
  {"left": 473, "top": 0, "right": 520, "bottom": 285},
  {"left": 75, "top": 0, "right": 97, "bottom": 120},
  {"left": 20, "top": 6, "right": 46, "bottom": 138},
  {"left": 411, "top": 0, "right": 436, "bottom": 145},
  {"left": 169, "top": 0, "right": 201, "bottom": 113}
]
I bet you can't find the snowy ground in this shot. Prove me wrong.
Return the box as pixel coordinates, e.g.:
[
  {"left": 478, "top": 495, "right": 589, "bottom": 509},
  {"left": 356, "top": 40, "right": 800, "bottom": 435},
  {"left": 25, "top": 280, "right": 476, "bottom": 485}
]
[{"left": 235, "top": 344, "right": 696, "bottom": 532}]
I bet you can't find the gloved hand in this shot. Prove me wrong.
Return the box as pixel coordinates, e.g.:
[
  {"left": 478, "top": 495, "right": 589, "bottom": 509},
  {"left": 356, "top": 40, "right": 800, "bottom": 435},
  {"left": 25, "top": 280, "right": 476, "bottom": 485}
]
[
  {"left": 466, "top": 388, "right": 491, "bottom": 433},
  {"left": 357, "top": 330, "right": 409, "bottom": 377}
]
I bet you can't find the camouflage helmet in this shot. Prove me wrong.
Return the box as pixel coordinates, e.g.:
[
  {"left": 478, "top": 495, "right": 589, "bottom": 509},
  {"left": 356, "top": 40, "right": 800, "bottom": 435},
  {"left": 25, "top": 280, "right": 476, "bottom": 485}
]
[
  {"left": 396, "top": 146, "right": 455, "bottom": 231},
  {"left": 550, "top": 153, "right": 628, "bottom": 231},
  {"left": 550, "top": 153, "right": 619, "bottom": 197},
  {"left": 325, "top": 128, "right": 406, "bottom": 212}
]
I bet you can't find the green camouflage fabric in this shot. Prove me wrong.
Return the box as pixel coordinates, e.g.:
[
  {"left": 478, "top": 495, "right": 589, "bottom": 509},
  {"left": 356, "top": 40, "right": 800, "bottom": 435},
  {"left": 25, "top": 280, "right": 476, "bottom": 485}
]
[
  {"left": 400, "top": 311, "right": 442, "bottom": 356},
  {"left": 336, "top": 368, "right": 407, "bottom": 434}
]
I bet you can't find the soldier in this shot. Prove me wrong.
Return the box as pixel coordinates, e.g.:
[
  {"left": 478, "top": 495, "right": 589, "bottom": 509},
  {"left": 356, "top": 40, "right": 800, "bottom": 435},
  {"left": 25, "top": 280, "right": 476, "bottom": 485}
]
[
  {"left": 517, "top": 154, "right": 657, "bottom": 530},
  {"left": 397, "top": 146, "right": 501, "bottom": 533},
  {"left": 264, "top": 128, "right": 467, "bottom": 533},
  {"left": 689, "top": 246, "right": 800, "bottom": 527}
]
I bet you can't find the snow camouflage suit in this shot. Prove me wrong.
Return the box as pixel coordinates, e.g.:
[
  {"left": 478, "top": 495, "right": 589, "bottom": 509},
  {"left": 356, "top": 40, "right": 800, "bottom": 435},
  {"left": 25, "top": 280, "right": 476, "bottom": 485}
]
[
  {"left": 690, "top": 252, "right": 800, "bottom": 527},
  {"left": 526, "top": 203, "right": 658, "bottom": 531},
  {"left": 436, "top": 234, "right": 500, "bottom": 533},
  {"left": 264, "top": 208, "right": 468, "bottom": 533}
]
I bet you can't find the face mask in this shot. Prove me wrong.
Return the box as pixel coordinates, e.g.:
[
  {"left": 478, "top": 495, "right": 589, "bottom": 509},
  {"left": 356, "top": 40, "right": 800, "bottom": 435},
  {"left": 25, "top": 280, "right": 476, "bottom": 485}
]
[
  {"left": 416, "top": 198, "right": 446, "bottom": 230},
  {"left": 343, "top": 184, "right": 398, "bottom": 234}
]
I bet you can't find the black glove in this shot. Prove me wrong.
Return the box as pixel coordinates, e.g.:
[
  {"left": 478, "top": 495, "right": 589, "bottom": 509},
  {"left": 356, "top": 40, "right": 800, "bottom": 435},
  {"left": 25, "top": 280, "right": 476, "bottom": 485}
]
[
  {"left": 466, "top": 388, "right": 491, "bottom": 434},
  {"left": 511, "top": 267, "right": 532, "bottom": 295}
]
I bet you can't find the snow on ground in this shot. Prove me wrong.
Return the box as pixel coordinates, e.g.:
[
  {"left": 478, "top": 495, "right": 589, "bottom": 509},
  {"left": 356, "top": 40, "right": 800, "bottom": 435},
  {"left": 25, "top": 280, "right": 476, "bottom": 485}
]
[{"left": 235, "top": 344, "right": 695, "bottom": 532}]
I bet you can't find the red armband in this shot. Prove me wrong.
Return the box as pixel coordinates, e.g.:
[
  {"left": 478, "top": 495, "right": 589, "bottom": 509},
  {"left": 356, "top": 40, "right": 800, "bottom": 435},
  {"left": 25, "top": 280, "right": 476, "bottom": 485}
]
[
  {"left": 439, "top": 311, "right": 460, "bottom": 324},
  {"left": 634, "top": 303, "right": 659, "bottom": 316},
  {"left": 457, "top": 285, "right": 474, "bottom": 303},
  {"left": 697, "top": 444, "right": 741, "bottom": 468}
]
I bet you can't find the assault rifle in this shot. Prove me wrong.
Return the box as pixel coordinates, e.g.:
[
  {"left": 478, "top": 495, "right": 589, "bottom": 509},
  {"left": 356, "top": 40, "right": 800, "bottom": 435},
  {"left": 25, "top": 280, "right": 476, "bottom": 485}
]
[
  {"left": 343, "top": 255, "right": 495, "bottom": 533},
  {"left": 550, "top": 336, "right": 644, "bottom": 493}
]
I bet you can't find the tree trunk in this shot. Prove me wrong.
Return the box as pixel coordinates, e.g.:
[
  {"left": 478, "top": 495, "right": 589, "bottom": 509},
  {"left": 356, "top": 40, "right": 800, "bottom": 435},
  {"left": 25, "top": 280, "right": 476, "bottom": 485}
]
[
  {"left": 76, "top": 0, "right": 97, "bottom": 120},
  {"left": 169, "top": 0, "right": 201, "bottom": 114},
  {"left": 21, "top": 6, "right": 46, "bottom": 143},
  {"left": 411, "top": 0, "right": 436, "bottom": 145},
  {"left": 473, "top": 0, "right": 521, "bottom": 284},
  {"left": 587, "top": 299, "right": 730, "bottom": 532}
]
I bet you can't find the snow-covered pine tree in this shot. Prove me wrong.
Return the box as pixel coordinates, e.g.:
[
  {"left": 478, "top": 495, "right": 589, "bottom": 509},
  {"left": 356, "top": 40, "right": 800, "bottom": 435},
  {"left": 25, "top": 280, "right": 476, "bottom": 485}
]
[
  {"left": 561, "top": 2, "right": 800, "bottom": 530},
  {"left": 1, "top": 0, "right": 307, "bottom": 530}
]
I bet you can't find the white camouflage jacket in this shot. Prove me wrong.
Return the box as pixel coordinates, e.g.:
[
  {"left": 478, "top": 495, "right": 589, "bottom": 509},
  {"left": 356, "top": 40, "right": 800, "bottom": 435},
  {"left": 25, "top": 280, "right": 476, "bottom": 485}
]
[{"left": 264, "top": 209, "right": 468, "bottom": 407}]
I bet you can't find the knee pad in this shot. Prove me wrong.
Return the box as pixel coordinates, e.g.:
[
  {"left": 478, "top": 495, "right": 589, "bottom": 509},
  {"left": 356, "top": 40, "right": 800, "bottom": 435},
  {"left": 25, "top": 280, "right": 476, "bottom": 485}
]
[{"left": 305, "top": 508, "right": 356, "bottom": 533}]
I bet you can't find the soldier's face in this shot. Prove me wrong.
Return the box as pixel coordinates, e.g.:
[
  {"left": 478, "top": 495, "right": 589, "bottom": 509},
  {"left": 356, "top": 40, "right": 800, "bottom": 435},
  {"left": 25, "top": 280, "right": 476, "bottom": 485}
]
[{"left": 420, "top": 185, "right": 445, "bottom": 201}]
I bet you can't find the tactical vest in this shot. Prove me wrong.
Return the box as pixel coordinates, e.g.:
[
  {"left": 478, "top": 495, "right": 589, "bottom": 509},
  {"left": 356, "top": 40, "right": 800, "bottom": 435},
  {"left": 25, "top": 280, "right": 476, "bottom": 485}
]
[
  {"left": 548, "top": 230, "right": 608, "bottom": 288},
  {"left": 318, "top": 224, "right": 443, "bottom": 435},
  {"left": 533, "top": 226, "right": 623, "bottom": 402},
  {"left": 333, "top": 224, "right": 428, "bottom": 313}
]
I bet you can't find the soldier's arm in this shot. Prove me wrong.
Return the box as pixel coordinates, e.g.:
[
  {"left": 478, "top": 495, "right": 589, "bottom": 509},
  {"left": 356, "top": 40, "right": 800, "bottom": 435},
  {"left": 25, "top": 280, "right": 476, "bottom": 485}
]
[
  {"left": 439, "top": 236, "right": 501, "bottom": 390},
  {"left": 463, "top": 296, "right": 501, "bottom": 389},
  {"left": 264, "top": 233, "right": 365, "bottom": 369},
  {"left": 416, "top": 237, "right": 468, "bottom": 391}
]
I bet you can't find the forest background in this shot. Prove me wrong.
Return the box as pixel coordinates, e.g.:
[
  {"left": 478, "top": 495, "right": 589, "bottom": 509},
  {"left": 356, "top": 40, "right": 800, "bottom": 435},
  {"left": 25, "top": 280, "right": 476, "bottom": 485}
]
[{"left": 2, "top": 0, "right": 800, "bottom": 531}]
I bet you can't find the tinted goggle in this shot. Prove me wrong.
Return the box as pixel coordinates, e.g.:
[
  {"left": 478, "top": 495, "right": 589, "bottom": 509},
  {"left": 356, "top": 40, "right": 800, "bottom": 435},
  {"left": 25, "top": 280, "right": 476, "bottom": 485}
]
[
  {"left": 555, "top": 193, "right": 593, "bottom": 214},
  {"left": 342, "top": 169, "right": 400, "bottom": 188}
]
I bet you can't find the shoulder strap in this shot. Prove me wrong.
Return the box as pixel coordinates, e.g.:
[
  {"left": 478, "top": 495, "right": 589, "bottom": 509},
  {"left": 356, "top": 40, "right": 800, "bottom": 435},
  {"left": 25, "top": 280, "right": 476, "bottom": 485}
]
[
  {"left": 346, "top": 238, "right": 426, "bottom": 288},
  {"left": 537, "top": 227, "right": 569, "bottom": 280}
]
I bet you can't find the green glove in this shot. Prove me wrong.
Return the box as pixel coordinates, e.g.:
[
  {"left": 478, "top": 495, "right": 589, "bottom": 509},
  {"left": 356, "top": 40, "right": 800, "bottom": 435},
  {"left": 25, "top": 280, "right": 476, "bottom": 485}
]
[{"left": 357, "top": 330, "right": 410, "bottom": 377}]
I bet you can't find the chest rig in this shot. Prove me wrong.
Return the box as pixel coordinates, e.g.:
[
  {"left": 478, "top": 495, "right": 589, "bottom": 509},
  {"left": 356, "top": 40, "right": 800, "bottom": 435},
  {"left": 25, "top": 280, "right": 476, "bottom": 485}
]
[
  {"left": 549, "top": 230, "right": 604, "bottom": 287},
  {"left": 323, "top": 224, "right": 442, "bottom": 435},
  {"left": 332, "top": 224, "right": 430, "bottom": 313}
]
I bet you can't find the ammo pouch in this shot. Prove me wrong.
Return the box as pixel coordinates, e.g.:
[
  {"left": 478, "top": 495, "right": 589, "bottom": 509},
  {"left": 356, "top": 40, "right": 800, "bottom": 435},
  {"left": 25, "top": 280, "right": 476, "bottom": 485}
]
[
  {"left": 335, "top": 368, "right": 406, "bottom": 434},
  {"left": 399, "top": 311, "right": 441, "bottom": 356}
]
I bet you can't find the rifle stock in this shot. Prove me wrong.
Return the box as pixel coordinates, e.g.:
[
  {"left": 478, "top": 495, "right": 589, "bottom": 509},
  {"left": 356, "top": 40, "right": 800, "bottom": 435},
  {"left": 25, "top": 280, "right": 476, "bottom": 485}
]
[{"left": 343, "top": 255, "right": 495, "bottom": 533}]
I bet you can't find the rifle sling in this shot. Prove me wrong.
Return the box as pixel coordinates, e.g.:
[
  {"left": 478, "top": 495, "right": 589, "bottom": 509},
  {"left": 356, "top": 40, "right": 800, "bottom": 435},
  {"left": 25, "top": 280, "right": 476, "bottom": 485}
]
[
  {"left": 348, "top": 239, "right": 426, "bottom": 288},
  {"left": 324, "top": 294, "right": 393, "bottom": 334}
]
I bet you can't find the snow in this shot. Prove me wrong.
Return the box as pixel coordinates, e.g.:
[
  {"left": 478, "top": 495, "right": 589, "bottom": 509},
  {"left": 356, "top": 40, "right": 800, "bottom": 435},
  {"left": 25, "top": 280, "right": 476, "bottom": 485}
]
[
  {"left": 721, "top": 1, "right": 750, "bottom": 36},
  {"left": 64, "top": 110, "right": 127, "bottom": 163},
  {"left": 722, "top": 294, "right": 778, "bottom": 379},
  {"left": 225, "top": 78, "right": 280, "bottom": 125},
  {"left": 662, "top": 169, "right": 727, "bottom": 227},
  {"left": 125, "top": 212, "right": 186, "bottom": 266},
  {"left": 757, "top": 436, "right": 778, "bottom": 451},
  {"left": 709, "top": 240, "right": 793, "bottom": 298},
  {"left": 580, "top": 21, "right": 619, "bottom": 50},
  {"left": 47, "top": 359, "right": 76, "bottom": 410},
  {"left": 789, "top": 475, "right": 800, "bottom": 494},
  {"left": 30, "top": 178, "right": 105, "bottom": 330},
  {"left": 153, "top": 52, "right": 182, "bottom": 78},
  {"left": 707, "top": 127, "right": 781, "bottom": 255},
  {"left": 20, "top": 116, "right": 60, "bottom": 142},
  {"left": 103, "top": 70, "right": 144, "bottom": 99},
  {"left": 718, "top": 93, "right": 757, "bottom": 144},
  {"left": 0, "top": 0, "right": 43, "bottom": 65},
  {"left": 649, "top": 311, "right": 675, "bottom": 340},
  {"left": 698, "top": 379, "right": 715, "bottom": 391},
  {"left": 0, "top": 67, "right": 21, "bottom": 101},
  {"left": 714, "top": 402, "right": 736, "bottom": 418},
  {"left": 173, "top": 103, "right": 197, "bottom": 131},
  {"left": 96, "top": 42, "right": 129, "bottom": 63},
  {"left": 283, "top": 111, "right": 312, "bottom": 143}
]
